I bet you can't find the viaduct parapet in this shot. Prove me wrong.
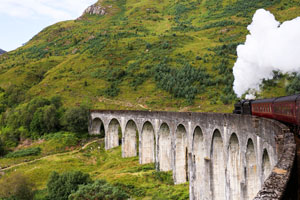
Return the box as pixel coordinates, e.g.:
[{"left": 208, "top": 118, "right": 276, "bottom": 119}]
[{"left": 89, "top": 110, "right": 296, "bottom": 200}]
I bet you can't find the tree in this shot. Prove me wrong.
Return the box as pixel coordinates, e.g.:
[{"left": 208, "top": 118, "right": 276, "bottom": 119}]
[
  {"left": 62, "top": 106, "right": 89, "bottom": 133},
  {"left": 47, "top": 171, "right": 91, "bottom": 200},
  {"left": 30, "top": 105, "right": 60, "bottom": 134},
  {"left": 286, "top": 74, "right": 300, "bottom": 95},
  {"left": 0, "top": 138, "right": 4, "bottom": 156},
  {"left": 68, "top": 180, "right": 129, "bottom": 200},
  {"left": 20, "top": 97, "right": 50, "bottom": 130},
  {"left": 0, "top": 172, "right": 34, "bottom": 200},
  {"left": 4, "top": 85, "right": 25, "bottom": 107}
]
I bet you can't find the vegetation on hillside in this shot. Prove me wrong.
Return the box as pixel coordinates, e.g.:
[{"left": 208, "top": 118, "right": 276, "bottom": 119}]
[
  {"left": 0, "top": 141, "right": 189, "bottom": 200},
  {"left": 0, "top": 0, "right": 299, "bottom": 114},
  {"left": 1, "top": 0, "right": 300, "bottom": 199},
  {"left": 0, "top": 94, "right": 89, "bottom": 154}
]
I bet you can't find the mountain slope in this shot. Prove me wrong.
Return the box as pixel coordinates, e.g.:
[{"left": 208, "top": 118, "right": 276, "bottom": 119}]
[
  {"left": 0, "top": 49, "right": 5, "bottom": 55},
  {"left": 1, "top": 0, "right": 300, "bottom": 112}
]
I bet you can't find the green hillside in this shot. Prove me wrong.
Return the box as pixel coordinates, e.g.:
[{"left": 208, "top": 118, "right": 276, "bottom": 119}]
[
  {"left": 1, "top": 0, "right": 300, "bottom": 199},
  {"left": 1, "top": 0, "right": 300, "bottom": 113}
]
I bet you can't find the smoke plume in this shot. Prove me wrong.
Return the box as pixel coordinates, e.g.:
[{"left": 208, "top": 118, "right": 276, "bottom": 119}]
[{"left": 233, "top": 9, "right": 300, "bottom": 98}]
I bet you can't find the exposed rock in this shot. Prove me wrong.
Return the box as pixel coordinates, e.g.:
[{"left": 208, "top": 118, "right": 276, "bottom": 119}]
[
  {"left": 0, "top": 49, "right": 6, "bottom": 55},
  {"left": 79, "top": 3, "right": 109, "bottom": 19}
]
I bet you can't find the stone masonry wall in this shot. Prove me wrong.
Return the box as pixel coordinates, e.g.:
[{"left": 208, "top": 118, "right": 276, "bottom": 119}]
[{"left": 89, "top": 110, "right": 296, "bottom": 200}]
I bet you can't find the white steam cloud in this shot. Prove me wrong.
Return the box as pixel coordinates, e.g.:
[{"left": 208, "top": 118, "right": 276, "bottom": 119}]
[{"left": 233, "top": 9, "right": 300, "bottom": 98}]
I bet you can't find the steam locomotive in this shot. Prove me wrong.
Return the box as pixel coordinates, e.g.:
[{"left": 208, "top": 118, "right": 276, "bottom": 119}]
[{"left": 233, "top": 94, "right": 300, "bottom": 135}]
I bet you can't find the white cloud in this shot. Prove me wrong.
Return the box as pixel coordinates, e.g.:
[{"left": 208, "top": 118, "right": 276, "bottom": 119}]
[{"left": 0, "top": 0, "right": 97, "bottom": 20}]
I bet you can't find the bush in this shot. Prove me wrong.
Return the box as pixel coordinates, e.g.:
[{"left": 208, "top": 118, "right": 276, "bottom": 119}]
[
  {"left": 30, "top": 104, "right": 60, "bottom": 134},
  {"left": 62, "top": 106, "right": 89, "bottom": 133},
  {"left": 69, "top": 179, "right": 129, "bottom": 200},
  {"left": 3, "top": 96, "right": 63, "bottom": 139},
  {"left": 286, "top": 74, "right": 300, "bottom": 95},
  {"left": 0, "top": 173, "right": 34, "bottom": 200},
  {"left": 0, "top": 138, "right": 4, "bottom": 156},
  {"left": 5, "top": 147, "right": 41, "bottom": 158},
  {"left": 47, "top": 171, "right": 92, "bottom": 200},
  {"left": 153, "top": 62, "right": 211, "bottom": 103},
  {"left": 101, "top": 82, "right": 120, "bottom": 97},
  {"left": 43, "top": 132, "right": 79, "bottom": 151},
  {"left": 151, "top": 171, "right": 174, "bottom": 185},
  {"left": 0, "top": 127, "right": 20, "bottom": 148},
  {"left": 3, "top": 85, "right": 26, "bottom": 107}
]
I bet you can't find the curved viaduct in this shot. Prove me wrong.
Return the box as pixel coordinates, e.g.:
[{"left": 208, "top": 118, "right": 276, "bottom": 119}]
[{"left": 89, "top": 110, "right": 296, "bottom": 200}]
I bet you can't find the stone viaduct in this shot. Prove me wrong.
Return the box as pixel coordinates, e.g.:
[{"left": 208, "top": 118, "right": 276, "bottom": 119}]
[{"left": 89, "top": 110, "right": 296, "bottom": 200}]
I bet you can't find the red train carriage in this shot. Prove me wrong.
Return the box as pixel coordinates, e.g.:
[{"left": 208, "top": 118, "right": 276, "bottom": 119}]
[
  {"left": 234, "top": 94, "right": 300, "bottom": 132},
  {"left": 272, "top": 94, "right": 299, "bottom": 125},
  {"left": 251, "top": 98, "right": 275, "bottom": 119},
  {"left": 297, "top": 95, "right": 300, "bottom": 127}
]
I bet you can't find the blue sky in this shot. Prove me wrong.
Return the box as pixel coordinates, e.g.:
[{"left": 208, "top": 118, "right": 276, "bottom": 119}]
[{"left": 0, "top": 0, "right": 97, "bottom": 52}]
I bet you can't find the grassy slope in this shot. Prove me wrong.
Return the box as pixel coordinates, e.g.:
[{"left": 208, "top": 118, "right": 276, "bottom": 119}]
[{"left": 1, "top": 0, "right": 300, "bottom": 113}]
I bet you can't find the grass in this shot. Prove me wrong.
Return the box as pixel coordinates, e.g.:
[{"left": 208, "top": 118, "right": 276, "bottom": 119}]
[
  {"left": 1, "top": 140, "right": 189, "bottom": 199},
  {"left": 0, "top": 132, "right": 81, "bottom": 169}
]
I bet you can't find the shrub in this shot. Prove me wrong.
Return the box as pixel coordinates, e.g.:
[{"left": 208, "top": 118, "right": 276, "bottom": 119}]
[
  {"left": 62, "top": 106, "right": 89, "bottom": 133},
  {"left": 151, "top": 171, "right": 174, "bottom": 185},
  {"left": 3, "top": 85, "right": 26, "bottom": 107},
  {"left": 5, "top": 147, "right": 41, "bottom": 158},
  {"left": 47, "top": 171, "right": 92, "bottom": 200},
  {"left": 286, "top": 74, "right": 300, "bottom": 95},
  {"left": 0, "top": 138, "right": 4, "bottom": 156},
  {"left": 0, "top": 173, "right": 34, "bottom": 200},
  {"left": 30, "top": 104, "right": 60, "bottom": 134},
  {"left": 69, "top": 179, "right": 129, "bottom": 200},
  {"left": 101, "top": 82, "right": 120, "bottom": 97},
  {"left": 43, "top": 132, "right": 79, "bottom": 151},
  {"left": 153, "top": 62, "right": 211, "bottom": 103},
  {"left": 0, "top": 127, "right": 20, "bottom": 148}
]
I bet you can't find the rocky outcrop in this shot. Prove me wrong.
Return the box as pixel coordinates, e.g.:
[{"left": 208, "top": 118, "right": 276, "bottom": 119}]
[
  {"left": 84, "top": 4, "right": 107, "bottom": 15},
  {"left": 77, "top": 2, "right": 112, "bottom": 20},
  {"left": 0, "top": 49, "right": 6, "bottom": 55}
]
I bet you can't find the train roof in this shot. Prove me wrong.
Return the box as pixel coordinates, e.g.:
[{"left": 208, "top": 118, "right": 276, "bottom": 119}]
[
  {"left": 252, "top": 98, "right": 276, "bottom": 104},
  {"left": 274, "top": 94, "right": 300, "bottom": 103}
]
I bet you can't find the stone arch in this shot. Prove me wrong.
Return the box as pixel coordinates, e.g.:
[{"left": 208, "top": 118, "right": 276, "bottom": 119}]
[
  {"left": 141, "top": 121, "right": 155, "bottom": 164},
  {"left": 245, "top": 139, "right": 259, "bottom": 200},
  {"left": 158, "top": 123, "right": 172, "bottom": 171},
  {"left": 210, "top": 129, "right": 225, "bottom": 200},
  {"left": 192, "top": 126, "right": 205, "bottom": 199},
  {"left": 227, "top": 133, "right": 241, "bottom": 200},
  {"left": 262, "top": 149, "right": 271, "bottom": 182},
  {"left": 123, "top": 120, "right": 138, "bottom": 158},
  {"left": 175, "top": 124, "right": 188, "bottom": 184},
  {"left": 106, "top": 118, "right": 121, "bottom": 149},
  {"left": 91, "top": 117, "right": 105, "bottom": 137}
]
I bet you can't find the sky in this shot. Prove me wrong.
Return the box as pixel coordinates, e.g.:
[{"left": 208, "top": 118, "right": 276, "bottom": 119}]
[{"left": 0, "top": 0, "right": 97, "bottom": 52}]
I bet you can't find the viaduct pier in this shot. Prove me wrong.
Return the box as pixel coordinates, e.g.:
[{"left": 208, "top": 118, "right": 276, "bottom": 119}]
[{"left": 89, "top": 110, "right": 296, "bottom": 200}]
